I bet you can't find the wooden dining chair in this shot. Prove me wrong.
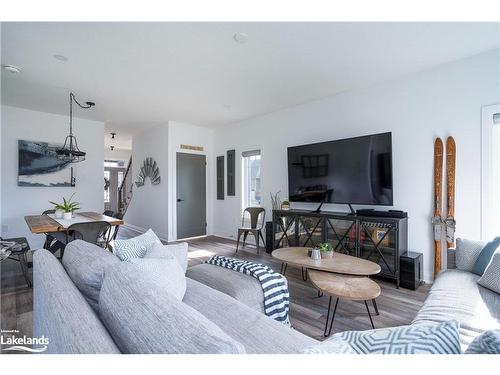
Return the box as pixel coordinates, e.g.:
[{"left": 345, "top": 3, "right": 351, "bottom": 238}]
[{"left": 236, "top": 207, "right": 266, "bottom": 254}]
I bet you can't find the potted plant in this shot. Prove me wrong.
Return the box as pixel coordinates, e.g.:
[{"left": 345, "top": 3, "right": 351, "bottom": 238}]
[
  {"left": 281, "top": 199, "right": 290, "bottom": 210},
  {"left": 318, "top": 242, "right": 334, "bottom": 259},
  {"left": 49, "top": 193, "right": 80, "bottom": 220}
]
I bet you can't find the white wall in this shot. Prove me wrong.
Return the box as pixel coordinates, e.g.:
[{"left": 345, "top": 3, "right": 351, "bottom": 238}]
[
  {"left": 1, "top": 105, "right": 104, "bottom": 248},
  {"left": 212, "top": 50, "right": 500, "bottom": 282},
  {"left": 124, "top": 123, "right": 169, "bottom": 239},
  {"left": 167, "top": 121, "right": 214, "bottom": 241},
  {"left": 104, "top": 147, "right": 131, "bottom": 162}
]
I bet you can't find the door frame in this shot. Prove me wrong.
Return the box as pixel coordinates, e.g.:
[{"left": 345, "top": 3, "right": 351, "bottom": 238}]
[
  {"left": 481, "top": 103, "right": 500, "bottom": 240},
  {"left": 168, "top": 150, "right": 209, "bottom": 242}
]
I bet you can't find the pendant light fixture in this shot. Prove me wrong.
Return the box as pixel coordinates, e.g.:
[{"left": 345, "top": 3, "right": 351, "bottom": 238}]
[{"left": 56, "top": 92, "right": 95, "bottom": 163}]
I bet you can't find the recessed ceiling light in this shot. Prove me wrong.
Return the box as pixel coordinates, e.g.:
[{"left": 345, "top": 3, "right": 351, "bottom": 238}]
[
  {"left": 53, "top": 54, "right": 68, "bottom": 62},
  {"left": 2, "top": 64, "right": 21, "bottom": 74},
  {"left": 223, "top": 104, "right": 232, "bottom": 109},
  {"left": 233, "top": 32, "right": 249, "bottom": 44}
]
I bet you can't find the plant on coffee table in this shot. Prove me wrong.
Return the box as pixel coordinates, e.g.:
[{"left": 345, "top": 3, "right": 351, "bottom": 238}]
[{"left": 318, "top": 242, "right": 334, "bottom": 259}]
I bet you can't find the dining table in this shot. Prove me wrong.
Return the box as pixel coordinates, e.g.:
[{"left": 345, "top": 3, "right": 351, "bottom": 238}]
[{"left": 25, "top": 211, "right": 124, "bottom": 234}]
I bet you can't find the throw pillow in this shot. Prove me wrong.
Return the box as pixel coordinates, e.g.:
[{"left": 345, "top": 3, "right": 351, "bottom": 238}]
[
  {"left": 303, "top": 337, "right": 355, "bottom": 354},
  {"left": 477, "top": 251, "right": 500, "bottom": 294},
  {"left": 472, "top": 237, "right": 500, "bottom": 275},
  {"left": 62, "top": 239, "right": 121, "bottom": 311},
  {"left": 99, "top": 262, "right": 246, "bottom": 354},
  {"left": 465, "top": 330, "right": 500, "bottom": 354},
  {"left": 333, "top": 321, "right": 461, "bottom": 354},
  {"left": 145, "top": 242, "right": 189, "bottom": 273},
  {"left": 455, "top": 238, "right": 486, "bottom": 272},
  {"left": 127, "top": 257, "right": 186, "bottom": 301},
  {"left": 113, "top": 228, "right": 161, "bottom": 261}
]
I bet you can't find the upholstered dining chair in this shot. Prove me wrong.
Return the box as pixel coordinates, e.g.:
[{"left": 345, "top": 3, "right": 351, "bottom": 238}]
[{"left": 236, "top": 207, "right": 266, "bottom": 254}]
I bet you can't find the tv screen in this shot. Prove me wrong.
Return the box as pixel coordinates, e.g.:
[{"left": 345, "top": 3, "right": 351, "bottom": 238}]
[{"left": 287, "top": 132, "right": 393, "bottom": 205}]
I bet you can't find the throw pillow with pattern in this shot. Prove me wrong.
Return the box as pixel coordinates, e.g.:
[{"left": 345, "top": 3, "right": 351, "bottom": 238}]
[
  {"left": 455, "top": 238, "right": 486, "bottom": 272},
  {"left": 333, "top": 321, "right": 461, "bottom": 354},
  {"left": 113, "top": 229, "right": 162, "bottom": 261},
  {"left": 477, "top": 251, "right": 500, "bottom": 294}
]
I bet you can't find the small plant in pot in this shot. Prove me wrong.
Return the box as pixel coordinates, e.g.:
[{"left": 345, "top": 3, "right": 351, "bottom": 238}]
[
  {"left": 49, "top": 193, "right": 80, "bottom": 220},
  {"left": 281, "top": 199, "right": 290, "bottom": 210},
  {"left": 318, "top": 242, "right": 334, "bottom": 259}
]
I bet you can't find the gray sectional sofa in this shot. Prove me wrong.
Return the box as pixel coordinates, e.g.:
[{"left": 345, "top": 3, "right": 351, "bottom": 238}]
[{"left": 33, "top": 240, "right": 500, "bottom": 354}]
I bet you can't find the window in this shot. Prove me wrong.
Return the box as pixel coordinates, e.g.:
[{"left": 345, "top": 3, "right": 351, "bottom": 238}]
[
  {"left": 104, "top": 170, "right": 110, "bottom": 203},
  {"left": 481, "top": 104, "right": 500, "bottom": 239},
  {"left": 242, "top": 150, "right": 261, "bottom": 209}
]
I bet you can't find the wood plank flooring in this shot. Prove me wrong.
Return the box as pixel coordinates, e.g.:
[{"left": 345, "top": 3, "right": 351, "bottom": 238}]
[{"left": 0, "top": 227, "right": 431, "bottom": 348}]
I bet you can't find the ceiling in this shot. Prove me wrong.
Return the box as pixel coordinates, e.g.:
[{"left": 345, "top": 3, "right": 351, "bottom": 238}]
[{"left": 2, "top": 22, "right": 499, "bottom": 139}]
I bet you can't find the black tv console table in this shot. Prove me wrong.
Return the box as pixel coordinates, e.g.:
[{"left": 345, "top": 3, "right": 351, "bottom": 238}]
[{"left": 271, "top": 209, "right": 408, "bottom": 287}]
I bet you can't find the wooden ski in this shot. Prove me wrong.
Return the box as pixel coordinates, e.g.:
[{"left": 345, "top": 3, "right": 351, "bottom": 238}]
[
  {"left": 445, "top": 137, "right": 456, "bottom": 249},
  {"left": 433, "top": 138, "right": 444, "bottom": 277}
]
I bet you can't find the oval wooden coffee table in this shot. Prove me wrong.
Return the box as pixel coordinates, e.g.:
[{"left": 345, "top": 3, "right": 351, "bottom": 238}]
[
  {"left": 272, "top": 247, "right": 381, "bottom": 336},
  {"left": 272, "top": 247, "right": 381, "bottom": 278},
  {"left": 308, "top": 270, "right": 381, "bottom": 336}
]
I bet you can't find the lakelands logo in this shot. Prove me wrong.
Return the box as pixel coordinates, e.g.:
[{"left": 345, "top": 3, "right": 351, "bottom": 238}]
[{"left": 1, "top": 329, "right": 49, "bottom": 353}]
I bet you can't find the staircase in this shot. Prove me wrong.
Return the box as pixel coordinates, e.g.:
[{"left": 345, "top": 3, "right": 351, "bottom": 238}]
[{"left": 118, "top": 156, "right": 133, "bottom": 215}]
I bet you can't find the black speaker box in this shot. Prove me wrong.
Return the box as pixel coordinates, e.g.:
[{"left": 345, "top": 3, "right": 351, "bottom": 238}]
[
  {"left": 400, "top": 251, "right": 423, "bottom": 290},
  {"left": 265, "top": 221, "right": 274, "bottom": 253}
]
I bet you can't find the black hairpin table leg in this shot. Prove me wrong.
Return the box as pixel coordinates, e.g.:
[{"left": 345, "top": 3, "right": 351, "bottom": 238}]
[
  {"left": 372, "top": 299, "right": 379, "bottom": 315},
  {"left": 324, "top": 297, "right": 339, "bottom": 337},
  {"left": 301, "top": 267, "right": 308, "bottom": 281},
  {"left": 364, "top": 300, "right": 375, "bottom": 329}
]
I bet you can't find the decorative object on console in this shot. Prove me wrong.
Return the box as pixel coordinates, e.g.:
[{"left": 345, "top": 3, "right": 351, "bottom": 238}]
[
  {"left": 18, "top": 140, "right": 75, "bottom": 187},
  {"left": 270, "top": 191, "right": 282, "bottom": 210},
  {"left": 399, "top": 251, "right": 423, "bottom": 290},
  {"left": 56, "top": 92, "right": 95, "bottom": 163},
  {"left": 281, "top": 199, "right": 290, "bottom": 210},
  {"left": 135, "top": 157, "right": 161, "bottom": 187},
  {"left": 49, "top": 193, "right": 80, "bottom": 219}
]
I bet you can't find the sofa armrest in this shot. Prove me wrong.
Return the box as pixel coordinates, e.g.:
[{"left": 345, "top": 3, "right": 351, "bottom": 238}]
[{"left": 447, "top": 248, "right": 456, "bottom": 269}]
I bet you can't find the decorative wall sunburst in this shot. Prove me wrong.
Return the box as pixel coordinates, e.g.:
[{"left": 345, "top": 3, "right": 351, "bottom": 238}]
[{"left": 135, "top": 157, "right": 161, "bottom": 187}]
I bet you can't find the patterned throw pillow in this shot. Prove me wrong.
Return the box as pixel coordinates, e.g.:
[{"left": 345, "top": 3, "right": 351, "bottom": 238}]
[
  {"left": 455, "top": 238, "right": 486, "bottom": 272},
  {"left": 303, "top": 337, "right": 356, "bottom": 354},
  {"left": 113, "top": 229, "right": 162, "bottom": 261},
  {"left": 477, "top": 251, "right": 500, "bottom": 294},
  {"left": 333, "top": 321, "right": 461, "bottom": 354},
  {"left": 465, "top": 330, "right": 500, "bottom": 354},
  {"left": 472, "top": 237, "right": 500, "bottom": 275}
]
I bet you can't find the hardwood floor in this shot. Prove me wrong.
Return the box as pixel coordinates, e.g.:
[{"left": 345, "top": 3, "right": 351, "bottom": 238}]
[{"left": 0, "top": 227, "right": 431, "bottom": 347}]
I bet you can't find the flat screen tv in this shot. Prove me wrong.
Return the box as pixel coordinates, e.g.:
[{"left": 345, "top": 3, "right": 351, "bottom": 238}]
[{"left": 287, "top": 132, "right": 393, "bottom": 206}]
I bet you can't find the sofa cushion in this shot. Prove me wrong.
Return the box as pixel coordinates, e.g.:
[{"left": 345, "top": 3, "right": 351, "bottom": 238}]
[
  {"left": 145, "top": 242, "right": 188, "bottom": 273},
  {"left": 477, "top": 251, "right": 500, "bottom": 294},
  {"left": 465, "top": 329, "right": 500, "bottom": 354},
  {"left": 34, "top": 249, "right": 120, "bottom": 354},
  {"left": 127, "top": 258, "right": 186, "bottom": 300},
  {"left": 99, "top": 262, "right": 245, "bottom": 354},
  {"left": 472, "top": 237, "right": 500, "bottom": 275},
  {"left": 186, "top": 263, "right": 265, "bottom": 313},
  {"left": 182, "top": 277, "right": 317, "bottom": 353},
  {"left": 455, "top": 238, "right": 486, "bottom": 272},
  {"left": 62, "top": 240, "right": 121, "bottom": 310},
  {"left": 113, "top": 228, "right": 161, "bottom": 261},
  {"left": 333, "top": 321, "right": 461, "bottom": 354},
  {"left": 303, "top": 337, "right": 356, "bottom": 354},
  {"left": 412, "top": 269, "right": 500, "bottom": 350}
]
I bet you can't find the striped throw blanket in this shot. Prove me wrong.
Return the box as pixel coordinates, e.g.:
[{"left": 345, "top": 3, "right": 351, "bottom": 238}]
[{"left": 206, "top": 255, "right": 290, "bottom": 325}]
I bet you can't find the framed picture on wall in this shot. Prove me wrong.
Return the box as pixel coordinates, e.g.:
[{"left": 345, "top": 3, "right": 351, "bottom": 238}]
[{"left": 18, "top": 139, "right": 75, "bottom": 187}]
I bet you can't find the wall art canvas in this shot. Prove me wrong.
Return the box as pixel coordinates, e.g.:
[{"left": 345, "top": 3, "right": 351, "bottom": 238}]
[{"left": 18, "top": 140, "right": 74, "bottom": 187}]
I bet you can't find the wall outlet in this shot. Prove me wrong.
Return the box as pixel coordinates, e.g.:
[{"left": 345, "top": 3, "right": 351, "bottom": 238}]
[{"left": 1, "top": 224, "right": 9, "bottom": 233}]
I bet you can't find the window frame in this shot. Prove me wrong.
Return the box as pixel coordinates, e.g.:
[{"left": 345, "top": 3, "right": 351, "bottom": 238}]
[
  {"left": 481, "top": 103, "right": 500, "bottom": 240},
  {"left": 241, "top": 148, "right": 262, "bottom": 211}
]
